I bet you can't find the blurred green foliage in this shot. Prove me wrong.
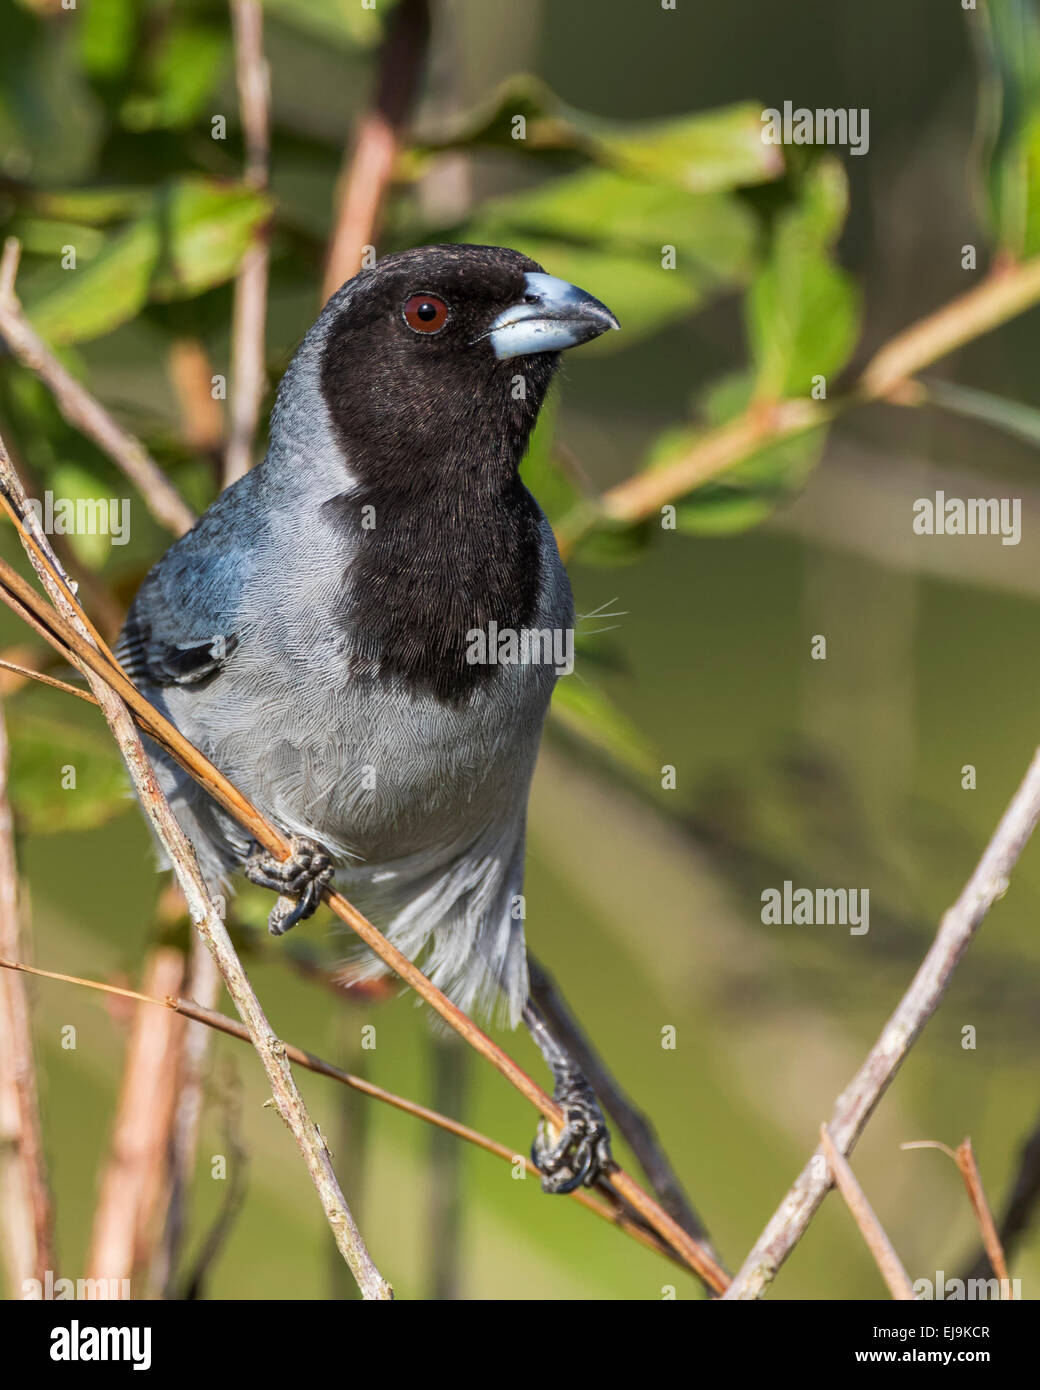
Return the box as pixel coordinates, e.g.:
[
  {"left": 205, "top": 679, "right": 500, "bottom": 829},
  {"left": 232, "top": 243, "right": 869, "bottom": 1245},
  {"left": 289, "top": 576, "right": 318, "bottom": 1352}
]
[{"left": 1, "top": 0, "right": 1039, "bottom": 1302}]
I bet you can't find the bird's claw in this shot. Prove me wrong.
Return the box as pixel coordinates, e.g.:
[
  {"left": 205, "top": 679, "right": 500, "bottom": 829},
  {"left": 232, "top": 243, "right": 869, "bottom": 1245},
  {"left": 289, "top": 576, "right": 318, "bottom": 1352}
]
[
  {"left": 531, "top": 1073, "right": 613, "bottom": 1194},
  {"left": 245, "top": 836, "right": 334, "bottom": 936}
]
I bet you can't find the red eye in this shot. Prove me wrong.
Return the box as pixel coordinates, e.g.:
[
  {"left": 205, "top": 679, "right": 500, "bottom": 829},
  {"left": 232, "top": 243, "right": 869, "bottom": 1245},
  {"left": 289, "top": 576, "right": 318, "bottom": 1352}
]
[{"left": 403, "top": 293, "right": 449, "bottom": 334}]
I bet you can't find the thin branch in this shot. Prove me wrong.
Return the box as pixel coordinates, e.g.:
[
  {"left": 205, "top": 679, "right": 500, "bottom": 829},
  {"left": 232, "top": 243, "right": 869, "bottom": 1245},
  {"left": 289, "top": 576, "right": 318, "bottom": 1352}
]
[
  {"left": 230, "top": 0, "right": 269, "bottom": 188},
  {"left": 0, "top": 954, "right": 680, "bottom": 1268},
  {"left": 856, "top": 258, "right": 1040, "bottom": 399},
  {"left": 904, "top": 1137, "right": 1015, "bottom": 1293},
  {"left": 0, "top": 437, "right": 391, "bottom": 1299},
  {"left": 558, "top": 254, "right": 1040, "bottom": 555},
  {"left": 586, "top": 399, "right": 822, "bottom": 540},
  {"left": 0, "top": 656, "right": 95, "bottom": 704},
  {"left": 322, "top": 0, "right": 431, "bottom": 300},
  {"left": 0, "top": 470, "right": 726, "bottom": 1290},
  {"left": 87, "top": 946, "right": 187, "bottom": 1287},
  {"left": 724, "top": 745, "right": 1040, "bottom": 1299},
  {"left": 953, "top": 1138, "right": 1011, "bottom": 1290},
  {"left": 0, "top": 695, "right": 54, "bottom": 1290},
  {"left": 224, "top": 0, "right": 271, "bottom": 487},
  {"left": 961, "top": 1109, "right": 1040, "bottom": 1284},
  {"left": 167, "top": 339, "right": 225, "bottom": 455},
  {"left": 0, "top": 239, "right": 195, "bottom": 538},
  {"left": 819, "top": 1125, "right": 914, "bottom": 1300}
]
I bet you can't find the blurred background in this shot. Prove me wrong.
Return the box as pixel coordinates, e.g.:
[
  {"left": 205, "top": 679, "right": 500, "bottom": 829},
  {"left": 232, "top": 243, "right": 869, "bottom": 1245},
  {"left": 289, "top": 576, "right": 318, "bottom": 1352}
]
[{"left": 0, "top": 0, "right": 1039, "bottom": 1300}]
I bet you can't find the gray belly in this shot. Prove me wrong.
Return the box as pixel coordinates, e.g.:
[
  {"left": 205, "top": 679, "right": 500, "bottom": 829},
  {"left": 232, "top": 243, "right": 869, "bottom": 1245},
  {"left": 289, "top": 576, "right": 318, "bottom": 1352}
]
[{"left": 161, "top": 653, "right": 554, "bottom": 868}]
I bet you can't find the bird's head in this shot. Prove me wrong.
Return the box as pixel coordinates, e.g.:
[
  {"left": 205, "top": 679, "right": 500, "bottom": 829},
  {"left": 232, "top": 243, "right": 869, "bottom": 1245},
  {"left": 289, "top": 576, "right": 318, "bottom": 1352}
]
[{"left": 302, "top": 244, "right": 619, "bottom": 488}]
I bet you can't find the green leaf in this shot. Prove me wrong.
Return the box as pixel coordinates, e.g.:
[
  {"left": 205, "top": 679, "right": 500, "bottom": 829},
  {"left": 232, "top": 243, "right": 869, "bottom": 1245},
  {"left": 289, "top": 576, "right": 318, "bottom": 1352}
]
[
  {"left": 23, "top": 179, "right": 271, "bottom": 345},
  {"left": 408, "top": 75, "right": 568, "bottom": 158},
  {"left": 0, "top": 2, "right": 103, "bottom": 183},
  {"left": 19, "top": 187, "right": 152, "bottom": 226},
  {"left": 414, "top": 76, "right": 784, "bottom": 192},
  {"left": 519, "top": 397, "right": 586, "bottom": 526},
  {"left": 149, "top": 180, "right": 272, "bottom": 299},
  {"left": 46, "top": 461, "right": 128, "bottom": 569},
  {"left": 550, "top": 677, "right": 657, "bottom": 777},
  {"left": 745, "top": 159, "right": 859, "bottom": 399},
  {"left": 7, "top": 710, "right": 130, "bottom": 835},
  {"left": 463, "top": 169, "right": 759, "bottom": 346},
  {"left": 25, "top": 214, "right": 158, "bottom": 345},
  {"left": 674, "top": 428, "right": 827, "bottom": 536},
  {"left": 121, "top": 24, "right": 229, "bottom": 131},
  {"left": 79, "top": 0, "right": 139, "bottom": 81},
  {"left": 10, "top": 219, "right": 107, "bottom": 261},
  {"left": 583, "top": 103, "right": 785, "bottom": 193},
  {"left": 974, "top": 0, "right": 1040, "bottom": 258},
  {"left": 641, "top": 374, "right": 828, "bottom": 536},
  {"left": 570, "top": 516, "right": 654, "bottom": 567},
  {"left": 261, "top": 0, "right": 382, "bottom": 48}
]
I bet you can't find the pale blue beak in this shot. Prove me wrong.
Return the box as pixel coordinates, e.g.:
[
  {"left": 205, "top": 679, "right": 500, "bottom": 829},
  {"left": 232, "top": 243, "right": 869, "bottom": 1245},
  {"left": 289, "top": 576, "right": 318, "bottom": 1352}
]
[{"left": 486, "top": 272, "right": 620, "bottom": 360}]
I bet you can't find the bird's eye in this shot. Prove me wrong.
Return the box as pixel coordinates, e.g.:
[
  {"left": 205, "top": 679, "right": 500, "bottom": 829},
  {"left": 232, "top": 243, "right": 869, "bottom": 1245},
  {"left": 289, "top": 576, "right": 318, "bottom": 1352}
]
[{"left": 403, "top": 294, "right": 449, "bottom": 334}]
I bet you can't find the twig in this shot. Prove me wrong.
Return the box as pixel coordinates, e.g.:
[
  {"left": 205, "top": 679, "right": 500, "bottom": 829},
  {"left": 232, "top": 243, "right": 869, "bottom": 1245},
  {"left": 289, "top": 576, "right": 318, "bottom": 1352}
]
[
  {"left": 87, "top": 947, "right": 187, "bottom": 1288},
  {"left": 322, "top": 0, "right": 431, "bottom": 300},
  {"left": 587, "top": 399, "right": 822, "bottom": 540},
  {"left": 559, "top": 255, "right": 1040, "bottom": 555},
  {"left": 0, "top": 477, "right": 727, "bottom": 1290},
  {"left": 819, "top": 1125, "right": 914, "bottom": 1300},
  {"left": 230, "top": 0, "right": 269, "bottom": 189},
  {"left": 528, "top": 954, "right": 717, "bottom": 1250},
  {"left": 0, "top": 657, "right": 94, "bottom": 703},
  {"left": 167, "top": 339, "right": 225, "bottom": 454},
  {"left": 0, "top": 239, "right": 195, "bottom": 538},
  {"left": 960, "top": 1110, "right": 1040, "bottom": 1284},
  {"left": 903, "top": 1137, "right": 1014, "bottom": 1293},
  {"left": 0, "top": 954, "right": 680, "bottom": 1267},
  {"left": 0, "top": 436, "right": 391, "bottom": 1299},
  {"left": 224, "top": 0, "right": 271, "bottom": 486},
  {"left": 856, "top": 258, "right": 1040, "bottom": 399},
  {"left": 724, "top": 745, "right": 1040, "bottom": 1299},
  {"left": 953, "top": 1139, "right": 1011, "bottom": 1290},
  {"left": 0, "top": 695, "right": 54, "bottom": 1290}
]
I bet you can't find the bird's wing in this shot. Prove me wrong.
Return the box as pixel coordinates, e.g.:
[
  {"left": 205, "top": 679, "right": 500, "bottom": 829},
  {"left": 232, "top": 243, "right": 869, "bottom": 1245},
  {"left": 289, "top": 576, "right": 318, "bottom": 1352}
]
[{"left": 114, "top": 482, "right": 258, "bottom": 690}]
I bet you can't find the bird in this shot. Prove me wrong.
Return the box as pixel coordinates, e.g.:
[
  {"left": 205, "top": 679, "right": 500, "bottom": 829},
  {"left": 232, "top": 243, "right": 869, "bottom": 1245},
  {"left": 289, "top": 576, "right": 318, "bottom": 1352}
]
[{"left": 116, "top": 244, "right": 619, "bottom": 1193}]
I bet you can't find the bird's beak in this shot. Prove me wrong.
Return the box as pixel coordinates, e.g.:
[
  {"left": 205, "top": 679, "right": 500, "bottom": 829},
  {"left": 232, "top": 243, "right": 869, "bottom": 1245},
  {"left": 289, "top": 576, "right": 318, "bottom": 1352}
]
[{"left": 486, "top": 272, "right": 620, "bottom": 361}]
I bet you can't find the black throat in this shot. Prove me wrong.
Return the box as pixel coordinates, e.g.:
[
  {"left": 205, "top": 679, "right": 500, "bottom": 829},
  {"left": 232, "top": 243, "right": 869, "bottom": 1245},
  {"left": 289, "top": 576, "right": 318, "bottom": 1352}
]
[{"left": 318, "top": 344, "right": 557, "bottom": 706}]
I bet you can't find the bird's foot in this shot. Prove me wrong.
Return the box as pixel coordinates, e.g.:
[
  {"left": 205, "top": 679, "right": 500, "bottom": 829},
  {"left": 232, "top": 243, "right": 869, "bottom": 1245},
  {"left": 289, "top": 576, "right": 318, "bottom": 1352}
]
[
  {"left": 532, "top": 1070, "right": 613, "bottom": 1194},
  {"left": 245, "top": 836, "right": 334, "bottom": 936}
]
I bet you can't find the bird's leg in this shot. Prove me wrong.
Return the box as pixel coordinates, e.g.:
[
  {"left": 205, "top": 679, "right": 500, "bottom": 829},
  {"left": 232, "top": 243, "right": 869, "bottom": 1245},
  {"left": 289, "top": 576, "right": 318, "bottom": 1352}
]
[
  {"left": 244, "top": 836, "right": 334, "bottom": 936},
  {"left": 523, "top": 1000, "right": 613, "bottom": 1194}
]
